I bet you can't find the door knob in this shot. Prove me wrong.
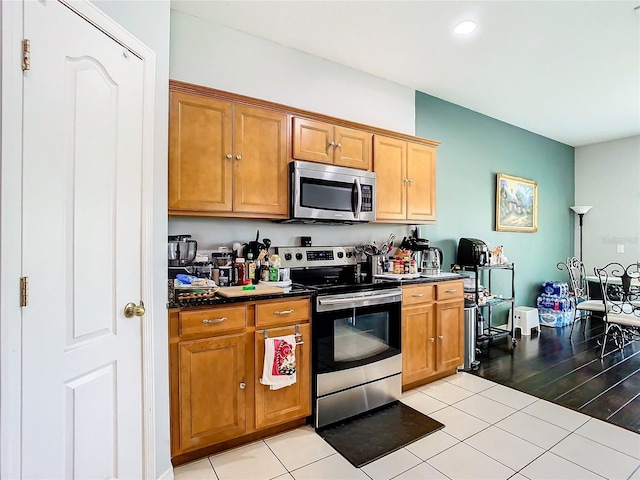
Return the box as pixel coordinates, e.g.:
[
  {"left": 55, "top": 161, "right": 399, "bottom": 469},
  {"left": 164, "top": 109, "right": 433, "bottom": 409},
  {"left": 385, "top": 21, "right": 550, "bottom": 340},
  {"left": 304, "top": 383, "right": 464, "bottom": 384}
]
[{"left": 124, "top": 300, "right": 145, "bottom": 318}]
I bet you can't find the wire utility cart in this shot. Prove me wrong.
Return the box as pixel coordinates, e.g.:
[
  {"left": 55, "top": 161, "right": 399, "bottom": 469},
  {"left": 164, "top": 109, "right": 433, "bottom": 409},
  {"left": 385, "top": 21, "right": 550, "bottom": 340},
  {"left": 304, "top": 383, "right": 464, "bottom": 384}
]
[{"left": 462, "top": 263, "right": 516, "bottom": 349}]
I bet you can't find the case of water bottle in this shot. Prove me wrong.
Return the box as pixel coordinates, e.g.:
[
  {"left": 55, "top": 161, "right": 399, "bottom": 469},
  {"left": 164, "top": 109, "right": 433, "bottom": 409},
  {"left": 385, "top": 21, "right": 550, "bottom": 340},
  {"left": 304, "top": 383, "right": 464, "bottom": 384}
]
[{"left": 536, "top": 281, "right": 576, "bottom": 327}]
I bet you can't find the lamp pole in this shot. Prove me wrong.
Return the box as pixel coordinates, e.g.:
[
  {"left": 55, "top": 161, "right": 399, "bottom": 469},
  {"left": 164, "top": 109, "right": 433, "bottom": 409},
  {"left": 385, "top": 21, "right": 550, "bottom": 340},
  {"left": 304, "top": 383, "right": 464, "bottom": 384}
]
[
  {"left": 570, "top": 206, "right": 593, "bottom": 263},
  {"left": 577, "top": 213, "right": 585, "bottom": 263}
]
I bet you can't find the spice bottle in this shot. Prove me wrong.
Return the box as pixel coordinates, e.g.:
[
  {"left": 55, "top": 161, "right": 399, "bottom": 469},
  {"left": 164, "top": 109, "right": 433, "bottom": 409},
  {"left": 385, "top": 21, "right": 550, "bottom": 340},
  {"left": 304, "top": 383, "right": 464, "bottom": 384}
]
[
  {"left": 246, "top": 253, "right": 256, "bottom": 283},
  {"left": 235, "top": 258, "right": 245, "bottom": 285},
  {"left": 261, "top": 259, "right": 271, "bottom": 282}
]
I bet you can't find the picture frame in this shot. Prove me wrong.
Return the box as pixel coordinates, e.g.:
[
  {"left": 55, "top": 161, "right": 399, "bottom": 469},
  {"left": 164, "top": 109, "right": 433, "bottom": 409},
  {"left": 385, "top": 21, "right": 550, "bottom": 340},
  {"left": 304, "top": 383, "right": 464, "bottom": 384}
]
[{"left": 496, "top": 173, "right": 538, "bottom": 232}]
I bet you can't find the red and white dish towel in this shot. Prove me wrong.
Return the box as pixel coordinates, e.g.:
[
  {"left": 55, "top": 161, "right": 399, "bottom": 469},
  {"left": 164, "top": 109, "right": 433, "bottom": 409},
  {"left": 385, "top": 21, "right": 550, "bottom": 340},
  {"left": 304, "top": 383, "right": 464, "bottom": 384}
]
[{"left": 260, "top": 335, "right": 297, "bottom": 390}]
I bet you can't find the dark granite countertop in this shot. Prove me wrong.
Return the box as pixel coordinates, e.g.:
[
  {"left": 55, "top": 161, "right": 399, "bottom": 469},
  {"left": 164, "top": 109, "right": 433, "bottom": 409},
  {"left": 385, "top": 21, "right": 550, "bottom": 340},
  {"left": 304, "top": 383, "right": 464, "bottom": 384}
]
[
  {"left": 373, "top": 273, "right": 465, "bottom": 286},
  {"left": 167, "top": 286, "right": 316, "bottom": 309},
  {"left": 397, "top": 273, "right": 466, "bottom": 286},
  {"left": 168, "top": 274, "right": 466, "bottom": 310}
]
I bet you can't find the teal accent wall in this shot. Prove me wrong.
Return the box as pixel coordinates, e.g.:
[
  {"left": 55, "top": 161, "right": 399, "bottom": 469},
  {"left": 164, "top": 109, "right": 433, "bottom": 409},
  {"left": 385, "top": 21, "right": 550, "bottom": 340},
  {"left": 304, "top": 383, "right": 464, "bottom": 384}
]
[{"left": 415, "top": 92, "right": 575, "bottom": 312}]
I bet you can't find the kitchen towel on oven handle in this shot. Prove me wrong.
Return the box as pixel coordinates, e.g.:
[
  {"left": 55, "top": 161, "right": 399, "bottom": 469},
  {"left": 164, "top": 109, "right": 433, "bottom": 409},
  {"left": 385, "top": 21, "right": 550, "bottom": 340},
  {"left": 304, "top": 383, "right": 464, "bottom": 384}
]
[{"left": 260, "top": 334, "right": 297, "bottom": 390}]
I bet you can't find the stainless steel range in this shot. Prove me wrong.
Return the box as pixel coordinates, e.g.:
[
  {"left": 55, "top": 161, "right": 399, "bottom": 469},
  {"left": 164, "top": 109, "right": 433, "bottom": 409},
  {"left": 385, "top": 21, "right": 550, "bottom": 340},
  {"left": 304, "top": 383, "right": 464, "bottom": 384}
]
[{"left": 277, "top": 246, "right": 403, "bottom": 429}]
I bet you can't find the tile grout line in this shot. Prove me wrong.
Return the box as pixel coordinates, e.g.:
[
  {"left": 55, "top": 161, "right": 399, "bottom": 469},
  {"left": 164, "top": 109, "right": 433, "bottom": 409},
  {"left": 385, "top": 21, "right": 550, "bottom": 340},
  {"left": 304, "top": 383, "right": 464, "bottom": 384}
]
[{"left": 206, "top": 456, "right": 220, "bottom": 480}]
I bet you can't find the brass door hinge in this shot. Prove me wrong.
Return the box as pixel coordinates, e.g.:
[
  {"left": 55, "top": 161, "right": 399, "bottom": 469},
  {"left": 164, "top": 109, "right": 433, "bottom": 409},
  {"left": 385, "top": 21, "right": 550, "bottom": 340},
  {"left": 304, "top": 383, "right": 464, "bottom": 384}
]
[
  {"left": 22, "top": 39, "right": 30, "bottom": 71},
  {"left": 20, "top": 277, "right": 29, "bottom": 307}
]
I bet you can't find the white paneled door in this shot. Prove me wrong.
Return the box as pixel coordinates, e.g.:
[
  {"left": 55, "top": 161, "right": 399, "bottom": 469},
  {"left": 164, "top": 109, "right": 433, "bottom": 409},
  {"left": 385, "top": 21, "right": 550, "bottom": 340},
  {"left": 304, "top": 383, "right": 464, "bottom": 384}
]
[{"left": 21, "top": 1, "right": 146, "bottom": 478}]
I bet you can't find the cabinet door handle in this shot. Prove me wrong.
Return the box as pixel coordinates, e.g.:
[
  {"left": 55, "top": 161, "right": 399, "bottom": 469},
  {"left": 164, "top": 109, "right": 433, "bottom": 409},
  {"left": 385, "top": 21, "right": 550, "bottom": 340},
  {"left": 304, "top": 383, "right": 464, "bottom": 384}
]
[
  {"left": 202, "top": 317, "right": 227, "bottom": 324},
  {"left": 236, "top": 154, "right": 242, "bottom": 160},
  {"left": 445, "top": 289, "right": 457, "bottom": 293},
  {"left": 429, "top": 337, "right": 435, "bottom": 342},
  {"left": 438, "top": 335, "right": 444, "bottom": 340},
  {"left": 329, "top": 141, "right": 335, "bottom": 147},
  {"left": 404, "top": 178, "right": 409, "bottom": 183},
  {"left": 239, "top": 382, "right": 246, "bottom": 390},
  {"left": 412, "top": 293, "right": 424, "bottom": 297},
  {"left": 407, "top": 178, "right": 414, "bottom": 183},
  {"left": 336, "top": 142, "right": 341, "bottom": 148},
  {"left": 226, "top": 154, "right": 232, "bottom": 159},
  {"left": 274, "top": 309, "right": 294, "bottom": 315}
]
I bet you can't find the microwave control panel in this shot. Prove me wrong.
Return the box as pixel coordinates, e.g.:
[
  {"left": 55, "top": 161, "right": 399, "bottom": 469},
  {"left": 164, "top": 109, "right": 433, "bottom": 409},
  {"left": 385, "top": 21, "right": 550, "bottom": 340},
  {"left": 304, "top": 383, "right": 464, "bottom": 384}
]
[{"left": 361, "top": 185, "right": 373, "bottom": 212}]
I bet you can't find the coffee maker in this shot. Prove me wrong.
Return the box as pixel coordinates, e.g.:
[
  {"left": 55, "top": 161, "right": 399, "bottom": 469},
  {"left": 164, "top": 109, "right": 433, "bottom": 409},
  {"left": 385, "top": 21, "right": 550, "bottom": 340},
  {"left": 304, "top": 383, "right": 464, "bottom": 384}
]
[
  {"left": 400, "top": 233, "right": 431, "bottom": 273},
  {"left": 422, "top": 247, "right": 443, "bottom": 275}
]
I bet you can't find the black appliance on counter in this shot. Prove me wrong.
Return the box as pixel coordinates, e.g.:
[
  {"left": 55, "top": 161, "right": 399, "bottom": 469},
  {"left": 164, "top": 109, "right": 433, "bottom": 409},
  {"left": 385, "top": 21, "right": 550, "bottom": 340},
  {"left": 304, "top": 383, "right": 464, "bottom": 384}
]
[
  {"left": 277, "top": 246, "right": 403, "bottom": 429},
  {"left": 457, "top": 238, "right": 490, "bottom": 267}
]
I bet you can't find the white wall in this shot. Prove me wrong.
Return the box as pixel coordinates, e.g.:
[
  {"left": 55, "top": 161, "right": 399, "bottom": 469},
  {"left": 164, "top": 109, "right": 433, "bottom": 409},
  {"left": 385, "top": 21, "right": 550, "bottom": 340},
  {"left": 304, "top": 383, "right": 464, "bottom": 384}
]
[
  {"left": 574, "top": 135, "right": 640, "bottom": 273},
  {"left": 169, "top": 10, "right": 418, "bottom": 251},
  {"left": 170, "top": 11, "right": 415, "bottom": 134},
  {"left": 90, "top": 1, "right": 171, "bottom": 478}
]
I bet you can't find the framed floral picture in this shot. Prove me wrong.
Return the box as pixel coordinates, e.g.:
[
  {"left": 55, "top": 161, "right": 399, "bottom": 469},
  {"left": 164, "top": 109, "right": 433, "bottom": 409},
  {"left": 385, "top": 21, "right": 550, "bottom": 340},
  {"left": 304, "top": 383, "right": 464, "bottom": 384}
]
[{"left": 496, "top": 173, "right": 538, "bottom": 232}]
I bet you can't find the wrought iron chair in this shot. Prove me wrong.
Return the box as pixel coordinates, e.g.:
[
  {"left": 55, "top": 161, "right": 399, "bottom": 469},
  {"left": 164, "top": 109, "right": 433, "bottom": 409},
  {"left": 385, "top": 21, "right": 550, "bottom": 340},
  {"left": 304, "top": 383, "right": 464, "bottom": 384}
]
[
  {"left": 557, "top": 257, "right": 607, "bottom": 338},
  {"left": 593, "top": 262, "right": 640, "bottom": 359}
]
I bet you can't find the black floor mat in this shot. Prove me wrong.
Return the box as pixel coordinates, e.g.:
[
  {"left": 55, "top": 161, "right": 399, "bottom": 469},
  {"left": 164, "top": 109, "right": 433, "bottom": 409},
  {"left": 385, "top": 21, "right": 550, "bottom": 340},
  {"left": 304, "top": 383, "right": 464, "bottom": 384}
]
[{"left": 317, "top": 401, "right": 444, "bottom": 468}]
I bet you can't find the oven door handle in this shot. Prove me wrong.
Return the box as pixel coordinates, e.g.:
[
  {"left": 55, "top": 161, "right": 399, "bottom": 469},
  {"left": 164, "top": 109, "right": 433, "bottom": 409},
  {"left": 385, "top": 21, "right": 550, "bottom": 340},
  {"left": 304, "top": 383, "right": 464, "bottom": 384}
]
[
  {"left": 353, "top": 178, "right": 362, "bottom": 220},
  {"left": 318, "top": 291, "right": 400, "bottom": 306}
]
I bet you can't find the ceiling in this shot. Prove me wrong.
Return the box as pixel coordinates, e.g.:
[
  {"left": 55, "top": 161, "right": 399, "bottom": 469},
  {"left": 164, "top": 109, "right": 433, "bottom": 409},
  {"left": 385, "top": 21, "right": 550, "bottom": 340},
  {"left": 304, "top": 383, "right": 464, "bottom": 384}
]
[{"left": 170, "top": 1, "right": 640, "bottom": 147}]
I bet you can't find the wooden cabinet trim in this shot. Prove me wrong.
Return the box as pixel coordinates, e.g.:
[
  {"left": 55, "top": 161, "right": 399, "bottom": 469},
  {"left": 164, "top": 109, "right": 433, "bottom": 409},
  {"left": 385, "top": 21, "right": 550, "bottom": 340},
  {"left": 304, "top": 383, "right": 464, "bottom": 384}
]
[
  {"left": 401, "top": 303, "right": 436, "bottom": 385},
  {"left": 400, "top": 280, "right": 464, "bottom": 388},
  {"left": 177, "top": 333, "right": 248, "bottom": 451},
  {"left": 179, "top": 305, "right": 247, "bottom": 337},
  {"left": 435, "top": 281, "right": 464, "bottom": 301},
  {"left": 254, "top": 324, "right": 311, "bottom": 429},
  {"left": 401, "top": 284, "right": 434, "bottom": 306},
  {"left": 256, "top": 298, "right": 311, "bottom": 328},
  {"left": 170, "top": 296, "right": 312, "bottom": 458},
  {"left": 170, "top": 80, "right": 440, "bottom": 148},
  {"left": 436, "top": 300, "right": 464, "bottom": 371}
]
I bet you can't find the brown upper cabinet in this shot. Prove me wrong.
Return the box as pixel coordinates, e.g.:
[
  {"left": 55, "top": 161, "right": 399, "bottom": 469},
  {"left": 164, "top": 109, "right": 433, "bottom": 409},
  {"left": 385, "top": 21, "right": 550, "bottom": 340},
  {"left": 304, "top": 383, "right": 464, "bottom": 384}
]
[
  {"left": 374, "top": 135, "right": 437, "bottom": 223},
  {"left": 168, "top": 81, "right": 440, "bottom": 223},
  {"left": 292, "top": 117, "right": 372, "bottom": 171},
  {"left": 169, "top": 89, "right": 288, "bottom": 218}
]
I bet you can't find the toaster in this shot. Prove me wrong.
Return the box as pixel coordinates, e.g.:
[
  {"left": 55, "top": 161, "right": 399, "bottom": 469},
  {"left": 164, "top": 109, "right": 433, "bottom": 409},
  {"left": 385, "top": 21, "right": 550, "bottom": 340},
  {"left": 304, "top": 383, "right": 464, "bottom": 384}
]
[{"left": 457, "top": 238, "right": 489, "bottom": 267}]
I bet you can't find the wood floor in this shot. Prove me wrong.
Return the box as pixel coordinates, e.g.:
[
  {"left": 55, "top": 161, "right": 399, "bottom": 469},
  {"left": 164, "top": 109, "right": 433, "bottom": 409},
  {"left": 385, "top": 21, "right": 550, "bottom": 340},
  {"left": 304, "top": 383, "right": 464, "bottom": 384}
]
[{"left": 473, "top": 316, "right": 640, "bottom": 434}]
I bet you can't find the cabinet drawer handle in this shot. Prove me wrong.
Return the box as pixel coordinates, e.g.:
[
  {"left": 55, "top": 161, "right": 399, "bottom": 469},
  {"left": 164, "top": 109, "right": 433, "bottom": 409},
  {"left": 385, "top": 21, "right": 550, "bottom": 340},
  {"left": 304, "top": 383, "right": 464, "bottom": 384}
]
[
  {"left": 411, "top": 293, "right": 424, "bottom": 297},
  {"left": 274, "top": 309, "right": 294, "bottom": 315},
  {"left": 445, "top": 289, "right": 457, "bottom": 293},
  {"left": 438, "top": 335, "right": 444, "bottom": 340},
  {"left": 429, "top": 337, "right": 435, "bottom": 342},
  {"left": 202, "top": 317, "right": 227, "bottom": 324}
]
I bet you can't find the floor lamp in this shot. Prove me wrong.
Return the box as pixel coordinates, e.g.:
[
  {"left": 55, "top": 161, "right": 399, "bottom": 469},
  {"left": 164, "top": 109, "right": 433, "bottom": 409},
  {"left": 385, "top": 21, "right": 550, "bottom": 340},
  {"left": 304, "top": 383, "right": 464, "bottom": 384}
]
[{"left": 570, "top": 205, "right": 593, "bottom": 263}]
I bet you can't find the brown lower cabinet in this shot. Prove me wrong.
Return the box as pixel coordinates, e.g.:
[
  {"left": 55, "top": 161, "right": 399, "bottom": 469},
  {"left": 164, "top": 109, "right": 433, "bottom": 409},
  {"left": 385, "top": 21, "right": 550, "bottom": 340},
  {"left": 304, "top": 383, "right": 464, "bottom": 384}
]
[
  {"left": 169, "top": 297, "right": 311, "bottom": 463},
  {"left": 401, "top": 281, "right": 464, "bottom": 389}
]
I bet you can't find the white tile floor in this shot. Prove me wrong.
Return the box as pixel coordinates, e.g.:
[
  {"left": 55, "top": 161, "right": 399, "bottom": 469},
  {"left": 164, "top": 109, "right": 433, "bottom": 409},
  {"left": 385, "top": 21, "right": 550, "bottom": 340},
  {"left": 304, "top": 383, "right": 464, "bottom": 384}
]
[{"left": 173, "top": 372, "right": 640, "bottom": 480}]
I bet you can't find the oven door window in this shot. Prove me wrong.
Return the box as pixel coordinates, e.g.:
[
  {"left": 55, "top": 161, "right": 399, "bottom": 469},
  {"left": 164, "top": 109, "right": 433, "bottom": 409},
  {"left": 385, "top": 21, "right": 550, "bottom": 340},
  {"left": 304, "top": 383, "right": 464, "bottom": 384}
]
[
  {"left": 315, "top": 303, "right": 401, "bottom": 374},
  {"left": 300, "top": 177, "right": 356, "bottom": 212},
  {"left": 334, "top": 312, "right": 389, "bottom": 362}
]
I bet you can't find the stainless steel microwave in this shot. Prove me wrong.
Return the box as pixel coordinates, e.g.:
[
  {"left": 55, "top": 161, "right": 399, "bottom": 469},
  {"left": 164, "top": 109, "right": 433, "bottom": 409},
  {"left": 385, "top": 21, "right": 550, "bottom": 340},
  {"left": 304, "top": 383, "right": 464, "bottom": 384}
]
[{"left": 288, "top": 161, "right": 376, "bottom": 224}]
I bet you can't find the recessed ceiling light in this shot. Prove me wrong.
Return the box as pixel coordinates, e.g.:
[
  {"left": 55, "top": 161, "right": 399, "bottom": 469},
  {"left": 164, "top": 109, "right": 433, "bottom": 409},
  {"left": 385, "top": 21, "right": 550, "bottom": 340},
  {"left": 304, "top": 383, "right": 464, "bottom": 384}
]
[{"left": 454, "top": 20, "right": 477, "bottom": 35}]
